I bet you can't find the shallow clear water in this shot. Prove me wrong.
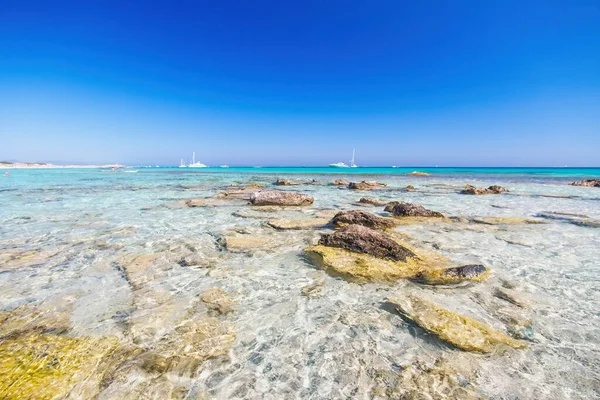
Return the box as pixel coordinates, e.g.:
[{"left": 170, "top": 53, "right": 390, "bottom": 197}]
[{"left": 1, "top": 168, "right": 599, "bottom": 399}]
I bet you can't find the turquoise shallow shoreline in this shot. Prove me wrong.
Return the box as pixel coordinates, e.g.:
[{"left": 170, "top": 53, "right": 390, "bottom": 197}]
[{"left": 1, "top": 167, "right": 599, "bottom": 398}]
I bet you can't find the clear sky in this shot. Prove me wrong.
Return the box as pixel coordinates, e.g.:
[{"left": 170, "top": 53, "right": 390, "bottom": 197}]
[{"left": 1, "top": 1, "right": 599, "bottom": 166}]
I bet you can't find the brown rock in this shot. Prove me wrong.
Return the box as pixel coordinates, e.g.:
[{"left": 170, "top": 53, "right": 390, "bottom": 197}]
[
  {"left": 332, "top": 179, "right": 349, "bottom": 186},
  {"left": 406, "top": 171, "right": 430, "bottom": 176},
  {"left": 331, "top": 210, "right": 396, "bottom": 230},
  {"left": 570, "top": 179, "right": 600, "bottom": 187},
  {"left": 274, "top": 178, "right": 302, "bottom": 186},
  {"left": 318, "top": 225, "right": 416, "bottom": 261},
  {"left": 391, "top": 202, "right": 443, "bottom": 218},
  {"left": 460, "top": 184, "right": 509, "bottom": 195},
  {"left": 358, "top": 197, "right": 388, "bottom": 206},
  {"left": 249, "top": 191, "right": 314, "bottom": 206},
  {"left": 215, "top": 184, "right": 264, "bottom": 200},
  {"left": 348, "top": 181, "right": 387, "bottom": 190},
  {"left": 405, "top": 184, "right": 415, "bottom": 191},
  {"left": 383, "top": 201, "right": 400, "bottom": 212}
]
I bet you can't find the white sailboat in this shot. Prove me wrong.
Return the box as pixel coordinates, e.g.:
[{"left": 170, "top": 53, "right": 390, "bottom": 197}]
[
  {"left": 188, "top": 152, "right": 208, "bottom": 168},
  {"left": 329, "top": 149, "right": 357, "bottom": 168},
  {"left": 179, "top": 158, "right": 187, "bottom": 168}
]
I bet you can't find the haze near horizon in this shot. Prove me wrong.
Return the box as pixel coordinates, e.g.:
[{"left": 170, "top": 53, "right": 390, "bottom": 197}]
[{"left": 1, "top": 1, "right": 599, "bottom": 166}]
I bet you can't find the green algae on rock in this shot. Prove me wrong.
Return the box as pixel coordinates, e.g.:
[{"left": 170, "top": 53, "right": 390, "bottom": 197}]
[
  {"left": 305, "top": 244, "right": 421, "bottom": 283},
  {"left": 388, "top": 294, "right": 526, "bottom": 353},
  {"left": 416, "top": 264, "right": 490, "bottom": 285},
  {"left": 306, "top": 225, "right": 489, "bottom": 285},
  {"left": 0, "top": 332, "right": 122, "bottom": 399}
]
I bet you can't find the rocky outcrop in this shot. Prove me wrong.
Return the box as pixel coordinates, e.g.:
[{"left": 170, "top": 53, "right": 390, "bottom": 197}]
[
  {"left": 274, "top": 178, "right": 302, "bottom": 186},
  {"left": 383, "top": 201, "right": 400, "bottom": 212},
  {"left": 388, "top": 294, "right": 526, "bottom": 352},
  {"left": 405, "top": 184, "right": 415, "bottom": 191},
  {"left": 358, "top": 197, "right": 389, "bottom": 206},
  {"left": 570, "top": 179, "right": 600, "bottom": 187},
  {"left": 391, "top": 202, "right": 444, "bottom": 218},
  {"left": 460, "top": 184, "right": 509, "bottom": 195},
  {"left": 249, "top": 191, "right": 314, "bottom": 206},
  {"left": 331, "top": 179, "right": 349, "bottom": 186},
  {"left": 330, "top": 210, "right": 396, "bottom": 230},
  {"left": 348, "top": 181, "right": 387, "bottom": 190},
  {"left": 305, "top": 245, "right": 421, "bottom": 283},
  {"left": 318, "top": 225, "right": 416, "bottom": 261},
  {"left": 406, "top": 171, "right": 430, "bottom": 176}
]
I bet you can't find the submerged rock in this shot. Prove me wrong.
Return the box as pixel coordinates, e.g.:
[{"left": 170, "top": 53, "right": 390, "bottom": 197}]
[
  {"left": 570, "top": 178, "right": 600, "bottom": 187},
  {"left": 215, "top": 184, "right": 264, "bottom": 200},
  {"left": 318, "top": 225, "right": 416, "bottom": 261},
  {"left": 220, "top": 235, "right": 272, "bottom": 252},
  {"left": 331, "top": 179, "right": 349, "bottom": 186},
  {"left": 155, "top": 318, "right": 235, "bottom": 360},
  {"left": 406, "top": 171, "right": 430, "bottom": 176},
  {"left": 389, "top": 358, "right": 480, "bottom": 400},
  {"left": 536, "top": 211, "right": 600, "bottom": 228},
  {"left": 330, "top": 210, "right": 397, "bottom": 230},
  {"left": 249, "top": 191, "right": 314, "bottom": 206},
  {"left": 185, "top": 197, "right": 247, "bottom": 207},
  {"left": 470, "top": 217, "right": 544, "bottom": 225},
  {"left": 404, "top": 184, "right": 415, "bottom": 191},
  {"left": 358, "top": 197, "right": 389, "bottom": 206},
  {"left": 274, "top": 178, "right": 302, "bottom": 186},
  {"left": 388, "top": 294, "right": 526, "bottom": 353},
  {"left": 348, "top": 181, "right": 387, "bottom": 190},
  {"left": 201, "top": 288, "right": 234, "bottom": 314},
  {"left": 391, "top": 202, "right": 444, "bottom": 218},
  {"left": 300, "top": 281, "right": 324, "bottom": 298},
  {"left": 460, "top": 184, "right": 509, "bottom": 195},
  {"left": 267, "top": 217, "right": 329, "bottom": 230},
  {"left": 0, "top": 331, "right": 122, "bottom": 399}
]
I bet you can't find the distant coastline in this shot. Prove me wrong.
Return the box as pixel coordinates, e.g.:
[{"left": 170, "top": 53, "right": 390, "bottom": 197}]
[{"left": 0, "top": 161, "right": 127, "bottom": 169}]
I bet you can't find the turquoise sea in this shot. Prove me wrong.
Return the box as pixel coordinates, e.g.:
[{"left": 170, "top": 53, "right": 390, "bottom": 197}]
[{"left": 1, "top": 166, "right": 599, "bottom": 399}]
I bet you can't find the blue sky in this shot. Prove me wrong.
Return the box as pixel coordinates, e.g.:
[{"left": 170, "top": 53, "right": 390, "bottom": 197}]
[{"left": 1, "top": 1, "right": 599, "bottom": 166}]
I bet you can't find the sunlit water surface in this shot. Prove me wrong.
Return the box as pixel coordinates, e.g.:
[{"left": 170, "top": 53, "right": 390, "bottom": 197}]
[{"left": 1, "top": 168, "right": 599, "bottom": 399}]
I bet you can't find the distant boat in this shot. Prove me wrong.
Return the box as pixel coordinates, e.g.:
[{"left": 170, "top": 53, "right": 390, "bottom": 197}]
[
  {"left": 220, "top": 165, "right": 229, "bottom": 168},
  {"left": 329, "top": 148, "right": 357, "bottom": 168},
  {"left": 179, "top": 158, "right": 187, "bottom": 168},
  {"left": 328, "top": 162, "right": 349, "bottom": 168},
  {"left": 188, "top": 152, "right": 208, "bottom": 168}
]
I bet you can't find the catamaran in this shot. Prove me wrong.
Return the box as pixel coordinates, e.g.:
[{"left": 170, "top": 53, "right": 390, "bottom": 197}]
[
  {"left": 188, "top": 152, "right": 208, "bottom": 168},
  {"left": 329, "top": 148, "right": 358, "bottom": 168}
]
